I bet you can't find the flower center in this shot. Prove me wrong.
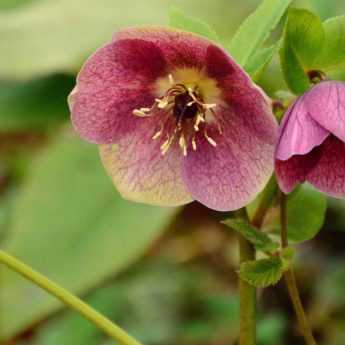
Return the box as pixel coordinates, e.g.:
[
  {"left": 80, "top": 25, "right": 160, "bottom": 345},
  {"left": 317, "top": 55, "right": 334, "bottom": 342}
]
[
  {"left": 173, "top": 92, "right": 199, "bottom": 121},
  {"left": 132, "top": 74, "right": 222, "bottom": 156}
]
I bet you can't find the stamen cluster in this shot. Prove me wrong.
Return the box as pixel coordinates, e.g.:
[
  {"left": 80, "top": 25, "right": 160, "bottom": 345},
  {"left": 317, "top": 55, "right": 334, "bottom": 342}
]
[{"left": 133, "top": 74, "right": 220, "bottom": 156}]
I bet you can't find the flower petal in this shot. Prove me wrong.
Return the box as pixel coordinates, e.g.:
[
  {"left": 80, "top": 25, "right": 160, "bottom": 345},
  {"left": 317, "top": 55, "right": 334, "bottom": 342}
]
[
  {"left": 182, "top": 101, "right": 277, "bottom": 211},
  {"left": 307, "top": 135, "right": 345, "bottom": 197},
  {"left": 275, "top": 147, "right": 322, "bottom": 193},
  {"left": 99, "top": 118, "right": 193, "bottom": 207},
  {"left": 305, "top": 81, "right": 345, "bottom": 142},
  {"left": 115, "top": 26, "right": 213, "bottom": 70},
  {"left": 275, "top": 94, "right": 330, "bottom": 161},
  {"left": 70, "top": 38, "right": 167, "bottom": 144}
]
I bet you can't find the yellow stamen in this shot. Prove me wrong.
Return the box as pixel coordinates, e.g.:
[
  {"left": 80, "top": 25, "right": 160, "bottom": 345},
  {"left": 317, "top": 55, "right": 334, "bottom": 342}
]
[
  {"left": 192, "top": 137, "right": 197, "bottom": 151},
  {"left": 168, "top": 74, "right": 175, "bottom": 85},
  {"left": 194, "top": 114, "right": 205, "bottom": 131},
  {"left": 204, "top": 131, "right": 217, "bottom": 147},
  {"left": 179, "top": 135, "right": 187, "bottom": 156},
  {"left": 133, "top": 108, "right": 151, "bottom": 117},
  {"left": 155, "top": 98, "right": 169, "bottom": 109},
  {"left": 152, "top": 130, "right": 162, "bottom": 140}
]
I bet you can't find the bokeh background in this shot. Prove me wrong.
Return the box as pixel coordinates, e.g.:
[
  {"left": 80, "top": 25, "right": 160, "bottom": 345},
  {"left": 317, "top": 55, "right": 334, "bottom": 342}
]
[{"left": 1, "top": 0, "right": 345, "bottom": 344}]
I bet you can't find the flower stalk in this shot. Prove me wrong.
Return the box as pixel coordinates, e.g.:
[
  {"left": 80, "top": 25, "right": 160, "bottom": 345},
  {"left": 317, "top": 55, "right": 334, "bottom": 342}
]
[
  {"left": 0, "top": 250, "right": 142, "bottom": 345},
  {"left": 238, "top": 176, "right": 277, "bottom": 345},
  {"left": 279, "top": 192, "right": 317, "bottom": 345}
]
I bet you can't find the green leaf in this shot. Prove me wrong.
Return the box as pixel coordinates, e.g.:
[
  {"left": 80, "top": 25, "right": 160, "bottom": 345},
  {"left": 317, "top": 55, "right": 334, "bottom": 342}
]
[
  {"left": 228, "top": 0, "right": 292, "bottom": 66},
  {"left": 314, "top": 16, "right": 345, "bottom": 74},
  {"left": 280, "top": 8, "right": 325, "bottom": 94},
  {"left": 284, "top": 185, "right": 327, "bottom": 243},
  {"left": 169, "top": 6, "right": 219, "bottom": 42},
  {"left": 244, "top": 43, "right": 279, "bottom": 81},
  {"left": 265, "top": 185, "right": 327, "bottom": 243},
  {"left": 0, "top": 0, "right": 170, "bottom": 79},
  {"left": 0, "top": 131, "right": 177, "bottom": 340},
  {"left": 239, "top": 257, "right": 283, "bottom": 288},
  {"left": 0, "top": 75, "right": 74, "bottom": 131},
  {"left": 222, "top": 219, "right": 279, "bottom": 253}
]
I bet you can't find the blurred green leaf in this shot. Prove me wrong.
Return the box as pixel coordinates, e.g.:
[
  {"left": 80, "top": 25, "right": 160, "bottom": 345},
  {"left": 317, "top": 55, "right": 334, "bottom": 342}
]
[
  {"left": 314, "top": 16, "right": 345, "bottom": 75},
  {"left": 169, "top": 6, "right": 219, "bottom": 42},
  {"left": 239, "top": 257, "right": 283, "bottom": 288},
  {"left": 284, "top": 185, "right": 326, "bottom": 243},
  {"left": 0, "top": 131, "right": 177, "bottom": 340},
  {"left": 257, "top": 313, "right": 287, "bottom": 345},
  {"left": 0, "top": 0, "right": 170, "bottom": 79},
  {"left": 222, "top": 219, "right": 279, "bottom": 253},
  {"left": 0, "top": 75, "right": 74, "bottom": 131},
  {"left": 228, "top": 0, "right": 292, "bottom": 66},
  {"left": 280, "top": 8, "right": 324, "bottom": 94},
  {"left": 245, "top": 43, "right": 279, "bottom": 81},
  {"left": 264, "top": 185, "right": 327, "bottom": 243},
  {"left": 34, "top": 283, "right": 122, "bottom": 345},
  {"left": 34, "top": 260, "right": 187, "bottom": 345}
]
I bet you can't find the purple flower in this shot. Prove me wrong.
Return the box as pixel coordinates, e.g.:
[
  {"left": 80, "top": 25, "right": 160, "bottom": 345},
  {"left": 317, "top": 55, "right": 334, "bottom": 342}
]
[
  {"left": 69, "top": 26, "right": 277, "bottom": 211},
  {"left": 276, "top": 81, "right": 345, "bottom": 197}
]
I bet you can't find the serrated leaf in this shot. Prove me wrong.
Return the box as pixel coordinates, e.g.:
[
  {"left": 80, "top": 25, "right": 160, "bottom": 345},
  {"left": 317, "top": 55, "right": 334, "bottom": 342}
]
[
  {"left": 222, "top": 219, "right": 279, "bottom": 253},
  {"left": 245, "top": 43, "right": 279, "bottom": 81},
  {"left": 0, "top": 131, "right": 177, "bottom": 340},
  {"left": 169, "top": 6, "right": 219, "bottom": 42},
  {"left": 239, "top": 257, "right": 283, "bottom": 288},
  {"left": 228, "top": 0, "right": 292, "bottom": 66},
  {"left": 280, "top": 8, "right": 325, "bottom": 94},
  {"left": 314, "top": 16, "right": 345, "bottom": 75}
]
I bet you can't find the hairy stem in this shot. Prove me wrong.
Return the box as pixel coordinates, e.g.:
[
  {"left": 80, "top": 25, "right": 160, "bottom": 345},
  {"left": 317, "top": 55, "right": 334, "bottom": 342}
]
[
  {"left": 0, "top": 250, "right": 142, "bottom": 345},
  {"left": 280, "top": 192, "right": 317, "bottom": 345}
]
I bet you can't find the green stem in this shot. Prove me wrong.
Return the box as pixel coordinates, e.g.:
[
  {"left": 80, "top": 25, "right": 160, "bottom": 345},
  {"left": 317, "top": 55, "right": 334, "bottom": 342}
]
[
  {"left": 0, "top": 250, "right": 142, "bottom": 345},
  {"left": 279, "top": 193, "right": 317, "bottom": 345},
  {"left": 239, "top": 233, "right": 256, "bottom": 345},
  {"left": 238, "top": 177, "right": 276, "bottom": 345}
]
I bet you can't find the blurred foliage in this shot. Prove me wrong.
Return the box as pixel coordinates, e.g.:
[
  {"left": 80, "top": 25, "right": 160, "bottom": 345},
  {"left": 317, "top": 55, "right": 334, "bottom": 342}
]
[{"left": 0, "top": 1, "right": 345, "bottom": 345}]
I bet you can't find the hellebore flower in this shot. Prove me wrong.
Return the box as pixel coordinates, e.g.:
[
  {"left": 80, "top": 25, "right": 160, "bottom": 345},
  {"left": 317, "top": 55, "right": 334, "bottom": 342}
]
[
  {"left": 276, "top": 81, "right": 345, "bottom": 197},
  {"left": 69, "top": 26, "right": 277, "bottom": 211}
]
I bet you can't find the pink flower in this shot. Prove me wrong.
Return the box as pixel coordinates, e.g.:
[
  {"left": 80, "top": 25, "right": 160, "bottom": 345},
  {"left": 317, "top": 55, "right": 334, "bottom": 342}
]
[
  {"left": 276, "top": 81, "right": 345, "bottom": 197},
  {"left": 69, "top": 26, "right": 277, "bottom": 211}
]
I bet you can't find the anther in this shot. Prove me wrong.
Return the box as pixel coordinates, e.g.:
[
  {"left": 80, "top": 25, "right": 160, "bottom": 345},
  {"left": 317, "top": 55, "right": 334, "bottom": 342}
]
[
  {"left": 204, "top": 131, "right": 217, "bottom": 147},
  {"left": 133, "top": 108, "right": 151, "bottom": 117},
  {"left": 155, "top": 98, "right": 169, "bottom": 109},
  {"left": 179, "top": 135, "right": 187, "bottom": 156},
  {"left": 192, "top": 137, "right": 197, "bottom": 151},
  {"left": 152, "top": 130, "right": 162, "bottom": 140},
  {"left": 168, "top": 74, "right": 175, "bottom": 85}
]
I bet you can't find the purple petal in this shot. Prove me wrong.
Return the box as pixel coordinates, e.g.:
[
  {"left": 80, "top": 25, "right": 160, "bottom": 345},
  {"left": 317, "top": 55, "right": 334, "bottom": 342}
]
[
  {"left": 307, "top": 135, "right": 345, "bottom": 197},
  {"left": 305, "top": 81, "right": 345, "bottom": 142},
  {"left": 115, "top": 26, "right": 213, "bottom": 71},
  {"left": 70, "top": 38, "right": 167, "bottom": 144},
  {"left": 99, "top": 117, "right": 192, "bottom": 207},
  {"left": 275, "top": 94, "right": 330, "bottom": 161},
  {"left": 182, "top": 100, "right": 277, "bottom": 211},
  {"left": 275, "top": 147, "right": 322, "bottom": 193}
]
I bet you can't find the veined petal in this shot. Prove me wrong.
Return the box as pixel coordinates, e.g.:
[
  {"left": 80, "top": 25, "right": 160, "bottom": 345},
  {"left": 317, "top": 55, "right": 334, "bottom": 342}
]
[
  {"left": 115, "top": 26, "right": 213, "bottom": 71},
  {"left": 70, "top": 38, "right": 167, "bottom": 144},
  {"left": 275, "top": 94, "right": 330, "bottom": 161},
  {"left": 305, "top": 81, "right": 345, "bottom": 142},
  {"left": 307, "top": 135, "right": 345, "bottom": 197},
  {"left": 99, "top": 119, "right": 192, "bottom": 207},
  {"left": 182, "top": 102, "right": 277, "bottom": 211},
  {"left": 275, "top": 147, "right": 322, "bottom": 193}
]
